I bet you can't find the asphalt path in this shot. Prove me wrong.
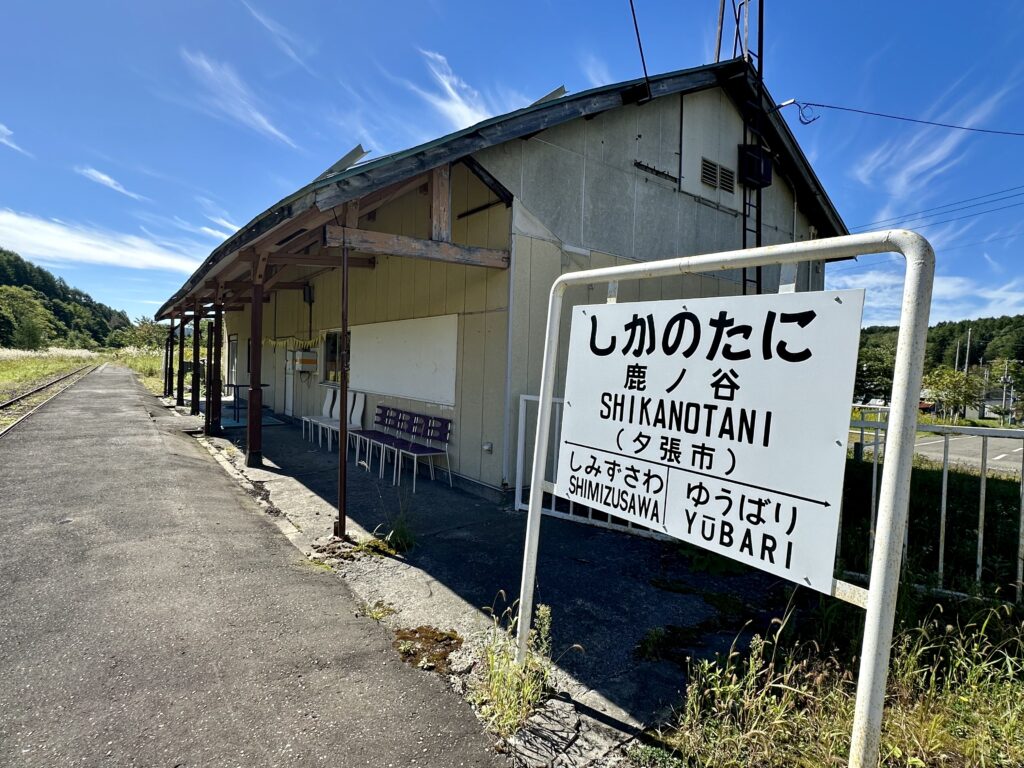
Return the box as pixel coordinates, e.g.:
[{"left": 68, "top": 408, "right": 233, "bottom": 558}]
[
  {"left": 0, "top": 365, "right": 505, "bottom": 768},
  {"left": 852, "top": 426, "right": 1024, "bottom": 475},
  {"left": 913, "top": 433, "right": 1024, "bottom": 474}
]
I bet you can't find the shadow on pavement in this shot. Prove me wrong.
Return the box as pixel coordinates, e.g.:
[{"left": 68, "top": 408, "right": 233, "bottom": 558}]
[{"left": 219, "top": 416, "right": 783, "bottom": 726}]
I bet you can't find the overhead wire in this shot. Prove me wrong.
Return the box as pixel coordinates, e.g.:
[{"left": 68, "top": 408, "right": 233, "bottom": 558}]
[
  {"left": 783, "top": 100, "right": 1024, "bottom": 137},
  {"left": 894, "top": 199, "right": 1024, "bottom": 231},
  {"left": 850, "top": 190, "right": 1024, "bottom": 231},
  {"left": 849, "top": 184, "right": 1024, "bottom": 230},
  {"left": 628, "top": 0, "right": 652, "bottom": 99}
]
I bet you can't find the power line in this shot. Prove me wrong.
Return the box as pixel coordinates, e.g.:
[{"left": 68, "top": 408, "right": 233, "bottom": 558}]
[
  {"left": 784, "top": 100, "right": 1024, "bottom": 137},
  {"left": 849, "top": 183, "right": 1024, "bottom": 230},
  {"left": 938, "top": 232, "right": 1024, "bottom": 251},
  {"left": 827, "top": 228, "right": 1024, "bottom": 277},
  {"left": 901, "top": 199, "right": 1024, "bottom": 231},
  {"left": 851, "top": 190, "right": 1024, "bottom": 231},
  {"left": 628, "top": 0, "right": 652, "bottom": 100}
]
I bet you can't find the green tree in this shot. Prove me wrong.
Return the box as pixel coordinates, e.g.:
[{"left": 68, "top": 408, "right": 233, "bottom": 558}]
[
  {"left": 0, "top": 285, "right": 57, "bottom": 350},
  {"left": 854, "top": 337, "right": 896, "bottom": 403},
  {"left": 922, "top": 366, "right": 984, "bottom": 424},
  {"left": 106, "top": 316, "right": 170, "bottom": 348}
]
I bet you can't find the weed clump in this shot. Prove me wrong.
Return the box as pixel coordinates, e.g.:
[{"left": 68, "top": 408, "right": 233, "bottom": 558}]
[
  {"left": 358, "top": 600, "right": 395, "bottom": 622},
  {"left": 469, "top": 601, "right": 576, "bottom": 738},
  {"left": 638, "top": 604, "right": 1024, "bottom": 767}
]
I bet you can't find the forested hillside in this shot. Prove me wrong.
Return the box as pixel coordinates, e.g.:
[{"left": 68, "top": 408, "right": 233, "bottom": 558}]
[
  {"left": 856, "top": 315, "right": 1024, "bottom": 403},
  {"left": 0, "top": 248, "right": 131, "bottom": 349},
  {"left": 861, "top": 316, "right": 1024, "bottom": 370}
]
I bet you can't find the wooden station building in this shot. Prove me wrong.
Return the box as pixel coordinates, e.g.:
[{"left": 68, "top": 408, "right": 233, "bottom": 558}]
[{"left": 156, "top": 57, "right": 846, "bottom": 496}]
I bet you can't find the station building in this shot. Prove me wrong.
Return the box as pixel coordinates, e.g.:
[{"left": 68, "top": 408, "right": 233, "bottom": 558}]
[{"left": 157, "top": 57, "right": 846, "bottom": 494}]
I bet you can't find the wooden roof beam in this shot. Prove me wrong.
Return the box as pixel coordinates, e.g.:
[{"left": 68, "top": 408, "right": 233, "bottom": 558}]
[
  {"left": 244, "top": 249, "right": 376, "bottom": 269},
  {"left": 324, "top": 225, "right": 508, "bottom": 269}
]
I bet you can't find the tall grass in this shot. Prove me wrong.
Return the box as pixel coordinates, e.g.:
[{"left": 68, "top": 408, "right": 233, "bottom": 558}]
[
  {"left": 107, "top": 346, "right": 164, "bottom": 393},
  {"left": 471, "top": 601, "right": 555, "bottom": 737},
  {"left": 645, "top": 604, "right": 1024, "bottom": 767},
  {"left": 0, "top": 347, "right": 98, "bottom": 397},
  {"left": 0, "top": 346, "right": 167, "bottom": 396}
]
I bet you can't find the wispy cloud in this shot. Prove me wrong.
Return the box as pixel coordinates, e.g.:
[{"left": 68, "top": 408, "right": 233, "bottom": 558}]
[
  {"left": 0, "top": 208, "right": 203, "bottom": 274},
  {"left": 827, "top": 266, "right": 1024, "bottom": 325},
  {"left": 74, "top": 166, "right": 148, "bottom": 201},
  {"left": 195, "top": 196, "right": 240, "bottom": 233},
  {"left": 240, "top": 1, "right": 315, "bottom": 75},
  {"left": 395, "top": 50, "right": 530, "bottom": 133},
  {"left": 134, "top": 210, "right": 231, "bottom": 244},
  {"left": 181, "top": 49, "right": 297, "bottom": 148},
  {"left": 331, "top": 79, "right": 419, "bottom": 155},
  {"left": 0, "top": 123, "right": 32, "bottom": 157},
  {"left": 982, "top": 252, "right": 1003, "bottom": 273},
  {"left": 405, "top": 50, "right": 490, "bottom": 129},
  {"left": 581, "top": 53, "right": 611, "bottom": 88},
  {"left": 851, "top": 81, "right": 1012, "bottom": 225}
]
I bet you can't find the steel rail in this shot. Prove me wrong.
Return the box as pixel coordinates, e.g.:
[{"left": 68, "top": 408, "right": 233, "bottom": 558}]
[
  {"left": 0, "top": 364, "right": 93, "bottom": 410},
  {"left": 0, "top": 364, "right": 98, "bottom": 440}
]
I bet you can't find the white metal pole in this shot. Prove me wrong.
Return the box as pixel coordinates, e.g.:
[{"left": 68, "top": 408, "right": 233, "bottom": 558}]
[
  {"left": 848, "top": 231, "right": 934, "bottom": 767},
  {"left": 515, "top": 281, "right": 566, "bottom": 662}
]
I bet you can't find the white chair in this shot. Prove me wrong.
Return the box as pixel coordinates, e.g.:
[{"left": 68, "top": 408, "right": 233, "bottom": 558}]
[
  {"left": 310, "top": 389, "right": 338, "bottom": 448},
  {"left": 302, "top": 390, "right": 332, "bottom": 442},
  {"left": 348, "top": 391, "right": 366, "bottom": 459}
]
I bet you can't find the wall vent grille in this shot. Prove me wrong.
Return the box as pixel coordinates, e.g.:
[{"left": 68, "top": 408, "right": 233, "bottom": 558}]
[
  {"left": 700, "top": 158, "right": 718, "bottom": 187},
  {"left": 718, "top": 166, "right": 736, "bottom": 194}
]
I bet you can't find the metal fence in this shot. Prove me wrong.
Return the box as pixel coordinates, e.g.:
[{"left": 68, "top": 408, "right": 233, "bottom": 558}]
[
  {"left": 849, "top": 413, "right": 1024, "bottom": 602},
  {"left": 515, "top": 394, "right": 1024, "bottom": 602}
]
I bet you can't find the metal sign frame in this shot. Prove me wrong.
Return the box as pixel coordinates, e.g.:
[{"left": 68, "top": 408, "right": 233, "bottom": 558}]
[{"left": 514, "top": 230, "right": 934, "bottom": 768}]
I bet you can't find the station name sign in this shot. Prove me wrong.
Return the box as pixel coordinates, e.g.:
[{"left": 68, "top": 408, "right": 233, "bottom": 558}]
[{"left": 556, "top": 290, "right": 865, "bottom": 593}]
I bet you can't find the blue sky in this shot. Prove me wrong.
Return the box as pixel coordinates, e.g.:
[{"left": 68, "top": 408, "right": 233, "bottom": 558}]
[{"left": 1, "top": 1, "right": 1022, "bottom": 325}]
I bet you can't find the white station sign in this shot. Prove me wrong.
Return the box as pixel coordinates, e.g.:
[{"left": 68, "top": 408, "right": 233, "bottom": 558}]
[{"left": 556, "top": 289, "right": 865, "bottom": 593}]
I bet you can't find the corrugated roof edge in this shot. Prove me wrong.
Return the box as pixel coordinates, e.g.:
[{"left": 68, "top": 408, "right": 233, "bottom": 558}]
[{"left": 157, "top": 57, "right": 846, "bottom": 319}]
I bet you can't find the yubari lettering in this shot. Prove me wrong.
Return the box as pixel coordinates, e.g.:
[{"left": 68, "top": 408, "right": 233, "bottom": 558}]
[{"left": 684, "top": 509, "right": 794, "bottom": 569}]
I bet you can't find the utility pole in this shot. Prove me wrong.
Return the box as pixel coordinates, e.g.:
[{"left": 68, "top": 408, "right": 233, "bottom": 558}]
[
  {"left": 1001, "top": 359, "right": 1009, "bottom": 426},
  {"left": 954, "top": 339, "right": 960, "bottom": 372},
  {"left": 964, "top": 326, "right": 972, "bottom": 374}
]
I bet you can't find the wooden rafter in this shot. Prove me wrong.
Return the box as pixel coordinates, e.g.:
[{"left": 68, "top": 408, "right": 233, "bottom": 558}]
[
  {"left": 356, "top": 174, "right": 427, "bottom": 218},
  {"left": 324, "top": 225, "right": 508, "bottom": 269},
  {"left": 282, "top": 227, "right": 325, "bottom": 255}
]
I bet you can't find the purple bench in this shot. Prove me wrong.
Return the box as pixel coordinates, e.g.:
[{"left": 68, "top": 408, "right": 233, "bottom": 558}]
[{"left": 351, "top": 406, "right": 452, "bottom": 490}]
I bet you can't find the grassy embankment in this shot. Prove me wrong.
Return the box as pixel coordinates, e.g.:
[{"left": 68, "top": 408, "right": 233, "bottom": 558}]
[
  {"left": 105, "top": 346, "right": 166, "bottom": 394},
  {"left": 0, "top": 348, "right": 101, "bottom": 428},
  {"left": 0, "top": 346, "right": 172, "bottom": 400},
  {"left": 0, "top": 348, "right": 97, "bottom": 398}
]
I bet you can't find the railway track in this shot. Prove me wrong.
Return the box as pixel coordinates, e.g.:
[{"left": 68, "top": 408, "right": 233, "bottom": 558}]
[{"left": 0, "top": 364, "right": 98, "bottom": 439}]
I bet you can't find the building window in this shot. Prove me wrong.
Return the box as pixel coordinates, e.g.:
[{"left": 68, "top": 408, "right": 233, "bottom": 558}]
[{"left": 322, "top": 330, "right": 342, "bottom": 384}]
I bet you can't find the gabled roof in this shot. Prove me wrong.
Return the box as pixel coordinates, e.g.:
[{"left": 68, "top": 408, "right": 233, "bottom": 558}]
[{"left": 157, "top": 57, "right": 846, "bottom": 319}]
